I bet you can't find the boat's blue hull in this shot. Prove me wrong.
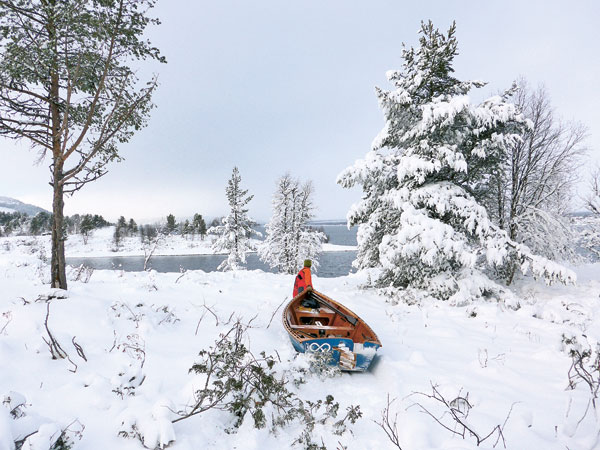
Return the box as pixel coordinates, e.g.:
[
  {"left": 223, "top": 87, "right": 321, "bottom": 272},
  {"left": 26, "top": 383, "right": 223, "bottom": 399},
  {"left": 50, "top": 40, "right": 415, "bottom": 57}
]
[{"left": 288, "top": 334, "right": 381, "bottom": 372}]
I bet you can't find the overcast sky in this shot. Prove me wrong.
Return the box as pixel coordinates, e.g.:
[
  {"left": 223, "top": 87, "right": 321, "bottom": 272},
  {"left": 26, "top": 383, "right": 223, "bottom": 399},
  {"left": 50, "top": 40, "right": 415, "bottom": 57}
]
[{"left": 1, "top": 0, "right": 599, "bottom": 223}]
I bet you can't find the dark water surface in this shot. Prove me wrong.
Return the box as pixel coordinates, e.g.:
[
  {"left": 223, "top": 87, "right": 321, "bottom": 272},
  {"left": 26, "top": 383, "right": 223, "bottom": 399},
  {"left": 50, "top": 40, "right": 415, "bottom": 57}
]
[
  {"left": 67, "top": 224, "right": 358, "bottom": 278},
  {"left": 67, "top": 251, "right": 357, "bottom": 278}
]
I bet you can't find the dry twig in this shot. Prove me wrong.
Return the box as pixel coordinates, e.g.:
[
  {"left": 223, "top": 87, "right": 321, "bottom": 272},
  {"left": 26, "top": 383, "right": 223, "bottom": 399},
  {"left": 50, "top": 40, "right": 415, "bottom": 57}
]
[
  {"left": 41, "top": 302, "right": 78, "bottom": 372},
  {"left": 408, "top": 382, "right": 507, "bottom": 448},
  {"left": 374, "top": 394, "right": 404, "bottom": 449},
  {"left": 72, "top": 336, "right": 87, "bottom": 361},
  {"left": 267, "top": 296, "right": 288, "bottom": 329}
]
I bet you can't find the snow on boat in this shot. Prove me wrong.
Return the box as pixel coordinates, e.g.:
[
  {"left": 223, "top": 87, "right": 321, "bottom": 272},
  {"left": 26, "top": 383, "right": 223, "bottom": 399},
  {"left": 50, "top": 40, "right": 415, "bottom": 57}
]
[{"left": 283, "top": 288, "right": 381, "bottom": 372}]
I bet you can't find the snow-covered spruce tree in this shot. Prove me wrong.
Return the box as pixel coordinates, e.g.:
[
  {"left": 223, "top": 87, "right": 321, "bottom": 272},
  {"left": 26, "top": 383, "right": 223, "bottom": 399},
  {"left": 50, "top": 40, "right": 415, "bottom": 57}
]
[
  {"left": 259, "top": 174, "right": 325, "bottom": 274},
  {"left": 337, "top": 21, "right": 574, "bottom": 304},
  {"left": 209, "top": 167, "right": 258, "bottom": 271}
]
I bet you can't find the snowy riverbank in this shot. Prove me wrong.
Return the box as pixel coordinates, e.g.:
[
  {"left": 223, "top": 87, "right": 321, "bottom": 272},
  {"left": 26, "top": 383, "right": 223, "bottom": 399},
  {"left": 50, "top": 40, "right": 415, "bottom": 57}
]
[
  {"left": 1, "top": 237, "right": 600, "bottom": 449},
  {"left": 7, "top": 227, "right": 357, "bottom": 259}
]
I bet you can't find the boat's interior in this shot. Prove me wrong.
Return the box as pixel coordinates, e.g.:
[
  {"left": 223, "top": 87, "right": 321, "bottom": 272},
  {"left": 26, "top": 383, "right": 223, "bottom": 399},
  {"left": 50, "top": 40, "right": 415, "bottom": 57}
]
[{"left": 285, "top": 290, "right": 379, "bottom": 344}]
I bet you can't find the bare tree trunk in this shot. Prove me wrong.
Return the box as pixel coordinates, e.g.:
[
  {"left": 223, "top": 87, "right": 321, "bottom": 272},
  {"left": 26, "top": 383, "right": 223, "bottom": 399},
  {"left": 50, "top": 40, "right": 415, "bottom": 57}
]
[
  {"left": 51, "top": 160, "right": 67, "bottom": 289},
  {"left": 506, "top": 221, "right": 518, "bottom": 286},
  {"left": 49, "top": 8, "right": 66, "bottom": 289}
]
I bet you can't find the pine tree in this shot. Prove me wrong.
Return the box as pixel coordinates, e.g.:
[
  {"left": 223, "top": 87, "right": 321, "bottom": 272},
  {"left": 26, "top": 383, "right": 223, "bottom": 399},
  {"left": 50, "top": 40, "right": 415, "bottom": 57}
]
[
  {"left": 259, "top": 174, "right": 325, "bottom": 274},
  {"left": 182, "top": 219, "right": 191, "bottom": 239},
  {"left": 117, "top": 215, "right": 127, "bottom": 231},
  {"left": 166, "top": 214, "right": 177, "bottom": 234},
  {"left": 0, "top": 1, "right": 164, "bottom": 289},
  {"left": 198, "top": 218, "right": 207, "bottom": 240},
  {"left": 113, "top": 226, "right": 122, "bottom": 249},
  {"left": 193, "top": 213, "right": 207, "bottom": 240},
  {"left": 209, "top": 167, "right": 257, "bottom": 271},
  {"left": 337, "top": 21, "right": 574, "bottom": 304},
  {"left": 92, "top": 215, "right": 109, "bottom": 228},
  {"left": 80, "top": 215, "right": 94, "bottom": 245},
  {"left": 29, "top": 212, "right": 52, "bottom": 235},
  {"left": 128, "top": 218, "right": 138, "bottom": 235}
]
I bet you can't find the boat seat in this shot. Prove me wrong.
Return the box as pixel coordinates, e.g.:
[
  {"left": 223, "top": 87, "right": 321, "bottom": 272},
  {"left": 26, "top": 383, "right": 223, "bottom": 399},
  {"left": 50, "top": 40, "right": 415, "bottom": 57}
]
[
  {"left": 289, "top": 324, "right": 353, "bottom": 333},
  {"left": 295, "top": 306, "right": 335, "bottom": 314}
]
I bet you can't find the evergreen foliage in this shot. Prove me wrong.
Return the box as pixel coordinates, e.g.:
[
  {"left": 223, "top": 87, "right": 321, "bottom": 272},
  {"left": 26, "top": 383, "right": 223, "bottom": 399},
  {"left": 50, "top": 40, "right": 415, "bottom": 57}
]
[
  {"left": 140, "top": 224, "right": 158, "bottom": 243},
  {"left": 337, "top": 21, "right": 575, "bottom": 303},
  {"left": 117, "top": 216, "right": 127, "bottom": 231},
  {"left": 166, "top": 214, "right": 177, "bottom": 234},
  {"left": 209, "top": 167, "right": 257, "bottom": 271},
  {"left": 0, "top": 0, "right": 164, "bottom": 289},
  {"left": 80, "top": 215, "right": 95, "bottom": 244},
  {"left": 0, "top": 211, "right": 27, "bottom": 236},
  {"left": 259, "top": 174, "right": 326, "bottom": 274},
  {"left": 113, "top": 225, "right": 123, "bottom": 249},
  {"left": 128, "top": 218, "right": 138, "bottom": 235},
  {"left": 181, "top": 219, "right": 191, "bottom": 238},
  {"left": 75, "top": 213, "right": 109, "bottom": 243},
  {"left": 112, "top": 215, "right": 132, "bottom": 248},
  {"left": 193, "top": 213, "right": 207, "bottom": 239},
  {"left": 29, "top": 212, "right": 52, "bottom": 235},
  {"left": 174, "top": 319, "right": 361, "bottom": 448},
  {"left": 0, "top": 210, "right": 109, "bottom": 239}
]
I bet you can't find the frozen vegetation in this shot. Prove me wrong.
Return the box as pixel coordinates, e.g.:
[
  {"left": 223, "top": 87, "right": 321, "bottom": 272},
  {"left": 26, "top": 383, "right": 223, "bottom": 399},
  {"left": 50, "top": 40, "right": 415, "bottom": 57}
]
[
  {"left": 35, "top": 226, "right": 353, "bottom": 259},
  {"left": 1, "top": 12, "right": 599, "bottom": 450},
  {"left": 1, "top": 233, "right": 600, "bottom": 449}
]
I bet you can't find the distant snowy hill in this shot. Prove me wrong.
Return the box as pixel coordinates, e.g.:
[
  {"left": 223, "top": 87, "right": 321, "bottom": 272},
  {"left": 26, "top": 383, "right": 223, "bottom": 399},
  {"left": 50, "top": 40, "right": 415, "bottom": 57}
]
[{"left": 0, "top": 196, "right": 49, "bottom": 216}]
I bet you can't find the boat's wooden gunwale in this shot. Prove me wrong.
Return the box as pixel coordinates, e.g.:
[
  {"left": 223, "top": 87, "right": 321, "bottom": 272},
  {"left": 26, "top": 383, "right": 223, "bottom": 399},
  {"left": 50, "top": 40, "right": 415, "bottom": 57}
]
[{"left": 282, "top": 288, "right": 381, "bottom": 346}]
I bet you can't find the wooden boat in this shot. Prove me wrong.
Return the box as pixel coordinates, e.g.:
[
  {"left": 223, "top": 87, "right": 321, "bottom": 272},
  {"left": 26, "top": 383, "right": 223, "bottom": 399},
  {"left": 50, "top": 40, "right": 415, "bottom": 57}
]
[{"left": 283, "top": 288, "right": 381, "bottom": 372}]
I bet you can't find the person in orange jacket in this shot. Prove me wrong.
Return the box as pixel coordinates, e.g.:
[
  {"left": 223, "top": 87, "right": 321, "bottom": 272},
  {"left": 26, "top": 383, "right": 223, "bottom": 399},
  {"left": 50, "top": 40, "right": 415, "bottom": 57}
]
[{"left": 293, "top": 259, "right": 313, "bottom": 297}]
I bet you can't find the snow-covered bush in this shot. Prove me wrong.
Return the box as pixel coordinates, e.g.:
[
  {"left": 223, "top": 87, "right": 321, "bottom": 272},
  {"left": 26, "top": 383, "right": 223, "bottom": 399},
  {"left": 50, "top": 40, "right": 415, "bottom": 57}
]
[
  {"left": 2, "top": 391, "right": 83, "bottom": 450},
  {"left": 118, "top": 401, "right": 176, "bottom": 450},
  {"left": 173, "top": 319, "right": 361, "bottom": 447},
  {"left": 562, "top": 334, "right": 600, "bottom": 407},
  {"left": 337, "top": 21, "right": 574, "bottom": 304}
]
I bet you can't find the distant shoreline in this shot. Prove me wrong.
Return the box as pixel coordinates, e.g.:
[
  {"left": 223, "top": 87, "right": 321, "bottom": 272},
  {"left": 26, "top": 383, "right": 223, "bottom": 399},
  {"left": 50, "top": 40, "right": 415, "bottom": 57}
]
[{"left": 66, "top": 244, "right": 357, "bottom": 259}]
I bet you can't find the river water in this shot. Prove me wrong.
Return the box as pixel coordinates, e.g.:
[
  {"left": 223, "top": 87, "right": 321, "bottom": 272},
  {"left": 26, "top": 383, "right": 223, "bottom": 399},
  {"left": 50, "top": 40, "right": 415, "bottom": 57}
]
[{"left": 67, "top": 223, "right": 358, "bottom": 278}]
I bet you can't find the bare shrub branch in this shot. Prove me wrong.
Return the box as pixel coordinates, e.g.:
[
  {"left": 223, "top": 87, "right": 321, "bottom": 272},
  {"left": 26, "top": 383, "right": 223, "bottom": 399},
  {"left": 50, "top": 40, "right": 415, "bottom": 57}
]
[
  {"left": 41, "top": 302, "right": 78, "bottom": 372},
  {"left": 267, "top": 296, "right": 288, "bottom": 329},
  {"left": 584, "top": 165, "right": 600, "bottom": 215},
  {"left": 374, "top": 394, "right": 404, "bottom": 449},
  {"left": 407, "top": 382, "right": 508, "bottom": 448},
  {"left": 42, "top": 302, "right": 68, "bottom": 360},
  {"left": 143, "top": 230, "right": 165, "bottom": 271},
  {"left": 72, "top": 336, "right": 87, "bottom": 362},
  {"left": 563, "top": 334, "right": 600, "bottom": 408},
  {"left": 1, "top": 311, "right": 12, "bottom": 335}
]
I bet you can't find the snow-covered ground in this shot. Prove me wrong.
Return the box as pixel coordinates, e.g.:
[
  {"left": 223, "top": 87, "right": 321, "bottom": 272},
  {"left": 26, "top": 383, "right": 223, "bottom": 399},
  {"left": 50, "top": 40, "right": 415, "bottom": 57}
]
[
  {"left": 1, "top": 236, "right": 599, "bottom": 449},
  {"left": 59, "top": 227, "right": 355, "bottom": 258}
]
